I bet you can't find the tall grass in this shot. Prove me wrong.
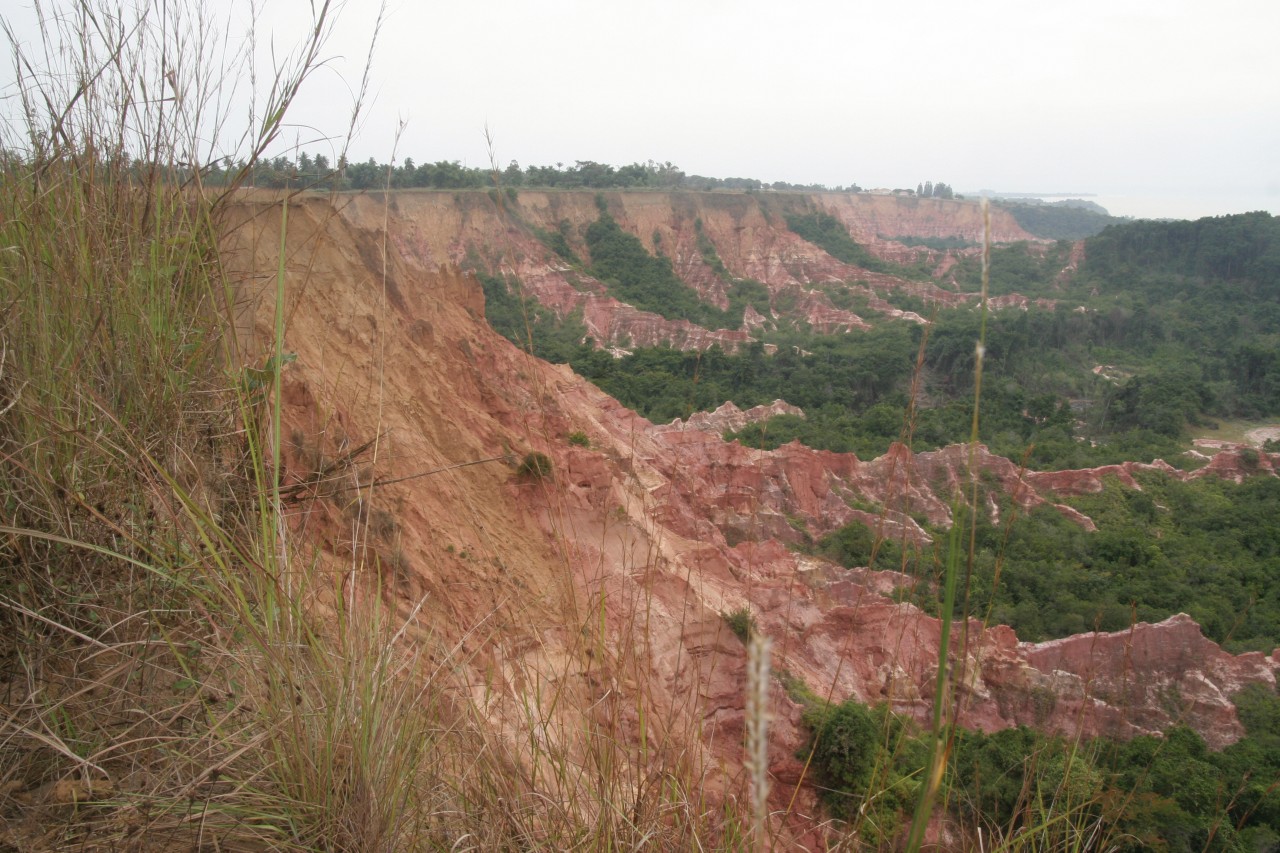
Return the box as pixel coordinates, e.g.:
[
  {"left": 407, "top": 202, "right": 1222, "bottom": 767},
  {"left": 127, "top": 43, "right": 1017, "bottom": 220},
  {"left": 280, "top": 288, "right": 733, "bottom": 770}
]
[
  {"left": 0, "top": 3, "right": 750, "bottom": 849},
  {"left": 900, "top": 200, "right": 993, "bottom": 851},
  {"left": 0, "top": 0, "right": 451, "bottom": 848}
]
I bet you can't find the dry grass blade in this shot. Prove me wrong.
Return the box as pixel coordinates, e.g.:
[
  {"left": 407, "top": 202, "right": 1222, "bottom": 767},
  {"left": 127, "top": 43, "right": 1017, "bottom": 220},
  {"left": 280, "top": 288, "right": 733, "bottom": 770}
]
[{"left": 0, "top": 0, "right": 418, "bottom": 848}]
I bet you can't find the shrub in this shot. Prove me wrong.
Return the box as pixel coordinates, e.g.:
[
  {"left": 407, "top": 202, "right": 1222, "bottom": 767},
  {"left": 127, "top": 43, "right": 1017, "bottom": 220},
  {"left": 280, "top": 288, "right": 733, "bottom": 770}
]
[
  {"left": 803, "top": 700, "right": 880, "bottom": 797},
  {"left": 517, "top": 451, "right": 554, "bottom": 481},
  {"left": 567, "top": 430, "right": 590, "bottom": 447},
  {"left": 724, "top": 607, "right": 755, "bottom": 643}
]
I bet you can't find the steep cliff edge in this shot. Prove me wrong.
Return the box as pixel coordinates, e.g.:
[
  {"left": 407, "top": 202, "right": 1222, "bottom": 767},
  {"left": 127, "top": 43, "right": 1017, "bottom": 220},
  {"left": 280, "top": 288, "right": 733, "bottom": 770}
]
[
  {"left": 223, "top": 195, "right": 1276, "bottom": 840},
  {"left": 329, "top": 189, "right": 1039, "bottom": 350}
]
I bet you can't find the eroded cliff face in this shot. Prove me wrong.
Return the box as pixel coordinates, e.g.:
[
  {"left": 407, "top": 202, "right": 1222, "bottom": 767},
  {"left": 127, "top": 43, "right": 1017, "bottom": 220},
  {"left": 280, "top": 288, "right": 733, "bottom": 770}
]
[
  {"left": 328, "top": 189, "right": 1039, "bottom": 351},
  {"left": 223, "top": 195, "right": 1277, "bottom": 843}
]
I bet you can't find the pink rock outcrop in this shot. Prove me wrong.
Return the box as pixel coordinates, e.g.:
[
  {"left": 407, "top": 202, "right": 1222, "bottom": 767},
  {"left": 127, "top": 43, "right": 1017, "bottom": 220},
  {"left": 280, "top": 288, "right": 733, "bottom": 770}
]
[
  {"left": 1020, "top": 615, "right": 1277, "bottom": 748},
  {"left": 665, "top": 400, "right": 804, "bottom": 434}
]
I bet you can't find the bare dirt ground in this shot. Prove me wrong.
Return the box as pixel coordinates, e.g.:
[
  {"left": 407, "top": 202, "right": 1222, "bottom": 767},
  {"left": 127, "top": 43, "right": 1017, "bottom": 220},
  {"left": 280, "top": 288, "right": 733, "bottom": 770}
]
[
  {"left": 1246, "top": 426, "right": 1280, "bottom": 446},
  {"left": 1192, "top": 419, "right": 1280, "bottom": 447}
]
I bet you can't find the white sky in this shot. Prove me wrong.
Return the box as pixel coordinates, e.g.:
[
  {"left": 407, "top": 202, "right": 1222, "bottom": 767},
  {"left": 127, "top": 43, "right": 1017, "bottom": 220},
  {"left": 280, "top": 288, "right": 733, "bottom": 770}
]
[{"left": 4, "top": 0, "right": 1278, "bottom": 219}]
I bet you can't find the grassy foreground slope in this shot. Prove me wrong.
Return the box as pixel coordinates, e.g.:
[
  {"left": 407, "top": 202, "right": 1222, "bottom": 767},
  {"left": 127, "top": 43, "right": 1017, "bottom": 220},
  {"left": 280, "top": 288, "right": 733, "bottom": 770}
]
[{"left": 0, "top": 4, "right": 452, "bottom": 848}]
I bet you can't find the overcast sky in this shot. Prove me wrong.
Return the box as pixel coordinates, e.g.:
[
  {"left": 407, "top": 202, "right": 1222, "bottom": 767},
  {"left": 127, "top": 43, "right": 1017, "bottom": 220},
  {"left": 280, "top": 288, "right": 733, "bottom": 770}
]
[{"left": 4, "top": 0, "right": 1278, "bottom": 219}]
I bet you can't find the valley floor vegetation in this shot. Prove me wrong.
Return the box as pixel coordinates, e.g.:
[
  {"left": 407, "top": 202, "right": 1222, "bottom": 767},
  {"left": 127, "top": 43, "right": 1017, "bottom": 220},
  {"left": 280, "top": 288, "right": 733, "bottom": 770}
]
[
  {"left": 818, "top": 473, "right": 1280, "bottom": 650},
  {"left": 795, "top": 683, "right": 1280, "bottom": 852}
]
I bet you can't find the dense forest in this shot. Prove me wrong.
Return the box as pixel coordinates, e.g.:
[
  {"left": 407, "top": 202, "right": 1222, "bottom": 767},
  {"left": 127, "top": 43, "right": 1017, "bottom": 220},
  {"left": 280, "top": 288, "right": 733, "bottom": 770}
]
[
  {"left": 797, "top": 684, "right": 1280, "bottom": 851},
  {"left": 999, "top": 200, "right": 1129, "bottom": 240},
  {"left": 819, "top": 472, "right": 1280, "bottom": 651},
  {"left": 200, "top": 154, "right": 860, "bottom": 193}
]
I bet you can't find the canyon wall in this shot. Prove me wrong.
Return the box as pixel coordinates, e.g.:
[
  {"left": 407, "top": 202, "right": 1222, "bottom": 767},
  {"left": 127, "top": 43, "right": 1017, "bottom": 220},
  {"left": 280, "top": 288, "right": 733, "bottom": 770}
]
[
  {"left": 326, "top": 189, "right": 1041, "bottom": 350},
  {"left": 221, "top": 194, "right": 1276, "bottom": 844}
]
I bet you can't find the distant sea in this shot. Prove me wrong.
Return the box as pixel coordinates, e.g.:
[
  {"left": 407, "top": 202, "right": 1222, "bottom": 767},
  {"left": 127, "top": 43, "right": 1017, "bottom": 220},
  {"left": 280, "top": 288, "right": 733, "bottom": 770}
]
[
  {"left": 973, "top": 189, "right": 1280, "bottom": 222},
  {"left": 1087, "top": 191, "right": 1280, "bottom": 221}
]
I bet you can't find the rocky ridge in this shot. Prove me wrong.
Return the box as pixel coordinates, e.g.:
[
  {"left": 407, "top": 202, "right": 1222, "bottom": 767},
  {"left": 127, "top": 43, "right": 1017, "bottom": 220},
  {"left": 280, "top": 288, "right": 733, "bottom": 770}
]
[{"left": 666, "top": 400, "right": 804, "bottom": 434}]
